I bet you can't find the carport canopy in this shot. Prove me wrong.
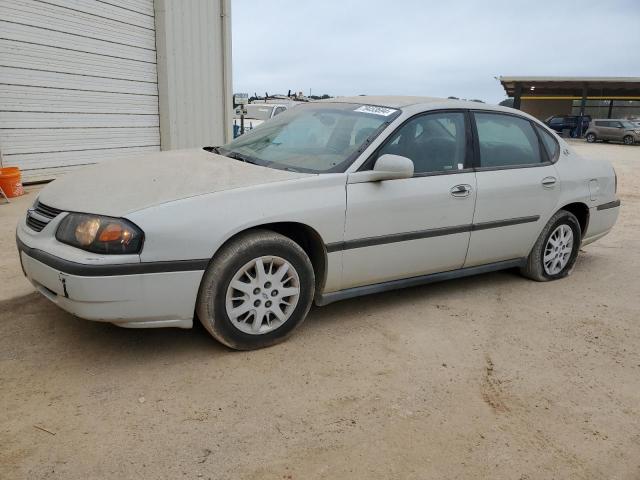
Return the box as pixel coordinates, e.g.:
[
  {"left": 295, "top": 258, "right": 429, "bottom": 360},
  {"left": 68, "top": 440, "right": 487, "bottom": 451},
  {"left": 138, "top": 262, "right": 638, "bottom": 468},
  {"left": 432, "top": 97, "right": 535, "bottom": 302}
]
[
  {"left": 499, "top": 76, "right": 640, "bottom": 133},
  {"left": 500, "top": 76, "right": 640, "bottom": 108}
]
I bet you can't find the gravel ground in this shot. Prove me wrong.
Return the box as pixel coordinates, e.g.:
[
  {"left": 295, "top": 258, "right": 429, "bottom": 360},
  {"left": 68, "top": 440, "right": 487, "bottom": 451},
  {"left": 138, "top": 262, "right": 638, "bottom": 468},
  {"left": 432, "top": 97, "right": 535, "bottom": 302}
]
[{"left": 1, "top": 140, "right": 639, "bottom": 479}]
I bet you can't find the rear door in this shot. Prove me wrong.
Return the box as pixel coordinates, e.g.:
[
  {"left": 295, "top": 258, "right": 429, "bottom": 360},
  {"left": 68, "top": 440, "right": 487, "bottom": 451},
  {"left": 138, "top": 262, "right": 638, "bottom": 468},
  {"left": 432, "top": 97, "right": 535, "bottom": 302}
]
[
  {"left": 600, "top": 120, "right": 619, "bottom": 140},
  {"left": 610, "top": 120, "right": 624, "bottom": 141},
  {"left": 465, "top": 112, "right": 561, "bottom": 267}
]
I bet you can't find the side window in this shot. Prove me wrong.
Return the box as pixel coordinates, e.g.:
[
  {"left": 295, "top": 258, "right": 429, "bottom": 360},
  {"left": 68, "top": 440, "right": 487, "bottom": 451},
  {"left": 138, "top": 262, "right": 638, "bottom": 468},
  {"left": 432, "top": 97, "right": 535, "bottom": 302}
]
[
  {"left": 595, "top": 121, "right": 605, "bottom": 127},
  {"left": 474, "top": 113, "right": 542, "bottom": 168},
  {"left": 377, "top": 112, "right": 467, "bottom": 174},
  {"left": 273, "top": 107, "right": 286, "bottom": 117},
  {"left": 536, "top": 126, "right": 559, "bottom": 161}
]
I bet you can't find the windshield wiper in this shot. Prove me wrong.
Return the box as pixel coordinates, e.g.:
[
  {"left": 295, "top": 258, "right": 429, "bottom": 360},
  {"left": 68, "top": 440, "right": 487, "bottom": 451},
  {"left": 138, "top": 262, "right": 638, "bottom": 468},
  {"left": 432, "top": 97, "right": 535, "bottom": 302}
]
[{"left": 225, "top": 151, "right": 259, "bottom": 165}]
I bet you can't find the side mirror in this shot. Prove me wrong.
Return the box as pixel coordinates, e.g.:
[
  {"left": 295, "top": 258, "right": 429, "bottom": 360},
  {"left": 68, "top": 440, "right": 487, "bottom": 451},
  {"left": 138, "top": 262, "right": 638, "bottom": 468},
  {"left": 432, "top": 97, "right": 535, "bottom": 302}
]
[{"left": 348, "top": 154, "right": 414, "bottom": 184}]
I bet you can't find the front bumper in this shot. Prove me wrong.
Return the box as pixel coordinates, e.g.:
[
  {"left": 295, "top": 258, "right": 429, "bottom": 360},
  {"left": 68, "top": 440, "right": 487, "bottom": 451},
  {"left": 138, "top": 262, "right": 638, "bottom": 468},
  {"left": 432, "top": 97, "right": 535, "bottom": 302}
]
[{"left": 16, "top": 232, "right": 204, "bottom": 329}]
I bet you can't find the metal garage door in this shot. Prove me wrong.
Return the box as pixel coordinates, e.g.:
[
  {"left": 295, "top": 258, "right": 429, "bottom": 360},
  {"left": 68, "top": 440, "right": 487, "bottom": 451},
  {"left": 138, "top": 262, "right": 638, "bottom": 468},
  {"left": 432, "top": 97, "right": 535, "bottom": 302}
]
[{"left": 0, "top": 0, "right": 160, "bottom": 182}]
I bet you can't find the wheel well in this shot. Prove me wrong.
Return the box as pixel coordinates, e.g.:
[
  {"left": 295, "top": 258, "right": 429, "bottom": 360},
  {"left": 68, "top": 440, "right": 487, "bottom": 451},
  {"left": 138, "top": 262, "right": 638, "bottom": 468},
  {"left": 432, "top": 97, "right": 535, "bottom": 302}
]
[
  {"left": 560, "top": 202, "right": 589, "bottom": 237},
  {"left": 221, "top": 222, "right": 328, "bottom": 297}
]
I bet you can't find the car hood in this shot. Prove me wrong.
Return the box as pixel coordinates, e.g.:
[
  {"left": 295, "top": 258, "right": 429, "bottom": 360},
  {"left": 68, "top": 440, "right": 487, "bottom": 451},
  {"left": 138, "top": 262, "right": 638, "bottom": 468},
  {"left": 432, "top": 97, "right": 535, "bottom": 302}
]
[{"left": 37, "top": 148, "right": 309, "bottom": 217}]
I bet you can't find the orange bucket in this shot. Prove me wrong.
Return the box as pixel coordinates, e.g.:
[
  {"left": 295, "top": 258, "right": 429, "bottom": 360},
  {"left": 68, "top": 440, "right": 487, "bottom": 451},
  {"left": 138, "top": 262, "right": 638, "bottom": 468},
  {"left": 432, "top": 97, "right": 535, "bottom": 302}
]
[{"left": 0, "top": 167, "right": 25, "bottom": 198}]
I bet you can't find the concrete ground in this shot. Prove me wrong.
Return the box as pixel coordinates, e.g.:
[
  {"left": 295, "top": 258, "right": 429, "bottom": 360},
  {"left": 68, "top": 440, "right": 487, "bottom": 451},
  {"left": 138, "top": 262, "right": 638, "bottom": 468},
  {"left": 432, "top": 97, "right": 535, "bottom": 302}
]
[{"left": 1, "top": 140, "right": 639, "bottom": 479}]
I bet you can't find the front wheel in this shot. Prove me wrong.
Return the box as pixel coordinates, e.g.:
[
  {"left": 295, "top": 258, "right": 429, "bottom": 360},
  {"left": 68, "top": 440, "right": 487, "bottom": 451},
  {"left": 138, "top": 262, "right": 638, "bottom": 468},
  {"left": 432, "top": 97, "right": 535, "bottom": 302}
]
[
  {"left": 586, "top": 133, "right": 596, "bottom": 143},
  {"left": 623, "top": 135, "right": 634, "bottom": 145},
  {"left": 197, "top": 230, "right": 315, "bottom": 350},
  {"left": 520, "top": 210, "right": 581, "bottom": 282}
]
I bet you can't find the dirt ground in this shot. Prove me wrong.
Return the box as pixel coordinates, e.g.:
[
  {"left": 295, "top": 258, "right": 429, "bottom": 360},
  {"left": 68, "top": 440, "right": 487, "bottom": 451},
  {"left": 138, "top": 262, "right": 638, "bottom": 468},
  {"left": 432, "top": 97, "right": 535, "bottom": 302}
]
[{"left": 1, "top": 140, "right": 639, "bottom": 479}]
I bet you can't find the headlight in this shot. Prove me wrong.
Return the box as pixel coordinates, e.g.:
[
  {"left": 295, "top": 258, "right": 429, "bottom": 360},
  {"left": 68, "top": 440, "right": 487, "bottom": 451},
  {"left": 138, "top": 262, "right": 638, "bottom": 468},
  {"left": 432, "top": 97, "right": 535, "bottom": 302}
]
[{"left": 56, "top": 213, "right": 144, "bottom": 254}]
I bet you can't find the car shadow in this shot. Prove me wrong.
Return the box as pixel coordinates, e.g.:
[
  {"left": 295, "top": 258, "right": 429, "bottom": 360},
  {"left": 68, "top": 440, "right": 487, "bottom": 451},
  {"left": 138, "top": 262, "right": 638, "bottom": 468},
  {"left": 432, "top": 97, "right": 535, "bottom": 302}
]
[
  {"left": 2, "top": 261, "right": 599, "bottom": 362},
  {"left": 0, "top": 293, "right": 229, "bottom": 366}
]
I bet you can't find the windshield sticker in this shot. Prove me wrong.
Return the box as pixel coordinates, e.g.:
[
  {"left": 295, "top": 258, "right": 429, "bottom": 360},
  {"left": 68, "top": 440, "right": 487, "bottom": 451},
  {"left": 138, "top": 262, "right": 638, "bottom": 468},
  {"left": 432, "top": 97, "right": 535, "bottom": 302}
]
[{"left": 354, "top": 105, "right": 398, "bottom": 116}]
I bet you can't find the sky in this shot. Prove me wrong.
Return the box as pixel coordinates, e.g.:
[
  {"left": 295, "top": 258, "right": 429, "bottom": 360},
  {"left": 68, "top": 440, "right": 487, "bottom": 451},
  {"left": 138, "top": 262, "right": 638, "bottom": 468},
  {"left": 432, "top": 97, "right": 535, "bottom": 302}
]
[{"left": 232, "top": 0, "right": 640, "bottom": 104}]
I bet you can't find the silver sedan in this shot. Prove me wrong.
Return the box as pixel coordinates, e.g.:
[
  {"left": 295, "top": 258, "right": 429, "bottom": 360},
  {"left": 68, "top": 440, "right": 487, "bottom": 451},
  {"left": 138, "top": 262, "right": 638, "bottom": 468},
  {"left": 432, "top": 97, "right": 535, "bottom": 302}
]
[{"left": 17, "top": 97, "right": 620, "bottom": 349}]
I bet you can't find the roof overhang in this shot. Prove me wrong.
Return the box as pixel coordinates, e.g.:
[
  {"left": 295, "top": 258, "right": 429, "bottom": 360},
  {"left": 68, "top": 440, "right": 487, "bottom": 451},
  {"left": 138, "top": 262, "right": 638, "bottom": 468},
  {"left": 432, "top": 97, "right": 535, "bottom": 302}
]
[{"left": 499, "top": 76, "right": 640, "bottom": 99}]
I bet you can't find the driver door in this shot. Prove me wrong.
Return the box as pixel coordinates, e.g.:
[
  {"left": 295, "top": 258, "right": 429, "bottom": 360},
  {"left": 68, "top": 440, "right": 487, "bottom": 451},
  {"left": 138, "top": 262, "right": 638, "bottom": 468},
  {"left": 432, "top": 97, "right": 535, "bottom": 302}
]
[{"left": 340, "top": 111, "right": 477, "bottom": 290}]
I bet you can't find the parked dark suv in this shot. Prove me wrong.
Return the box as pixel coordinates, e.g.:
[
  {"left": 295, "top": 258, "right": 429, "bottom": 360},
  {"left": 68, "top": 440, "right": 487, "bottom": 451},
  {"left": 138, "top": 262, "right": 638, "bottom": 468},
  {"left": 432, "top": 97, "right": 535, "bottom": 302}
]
[{"left": 545, "top": 115, "right": 592, "bottom": 137}]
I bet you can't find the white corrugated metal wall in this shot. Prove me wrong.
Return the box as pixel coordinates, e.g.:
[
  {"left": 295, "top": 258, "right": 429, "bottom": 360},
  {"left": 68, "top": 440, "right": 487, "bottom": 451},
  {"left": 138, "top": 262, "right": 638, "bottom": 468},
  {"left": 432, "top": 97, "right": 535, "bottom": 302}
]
[
  {"left": 0, "top": 0, "right": 161, "bottom": 182},
  {"left": 154, "top": 0, "right": 232, "bottom": 150}
]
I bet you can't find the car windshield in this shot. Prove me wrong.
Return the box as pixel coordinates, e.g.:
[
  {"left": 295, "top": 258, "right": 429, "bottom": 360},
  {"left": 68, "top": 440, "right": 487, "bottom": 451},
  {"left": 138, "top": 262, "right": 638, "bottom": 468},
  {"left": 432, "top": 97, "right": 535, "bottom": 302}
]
[
  {"left": 218, "top": 103, "right": 399, "bottom": 173},
  {"left": 237, "top": 105, "right": 275, "bottom": 121},
  {"left": 621, "top": 121, "right": 636, "bottom": 128}
]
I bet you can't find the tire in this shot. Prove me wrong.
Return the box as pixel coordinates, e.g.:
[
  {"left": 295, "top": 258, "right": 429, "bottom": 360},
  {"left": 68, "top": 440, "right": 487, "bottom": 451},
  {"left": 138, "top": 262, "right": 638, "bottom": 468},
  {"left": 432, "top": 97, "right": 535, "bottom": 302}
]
[
  {"left": 623, "top": 135, "right": 634, "bottom": 145},
  {"left": 196, "top": 230, "right": 315, "bottom": 350},
  {"left": 520, "top": 210, "right": 581, "bottom": 282},
  {"left": 586, "top": 133, "right": 596, "bottom": 143}
]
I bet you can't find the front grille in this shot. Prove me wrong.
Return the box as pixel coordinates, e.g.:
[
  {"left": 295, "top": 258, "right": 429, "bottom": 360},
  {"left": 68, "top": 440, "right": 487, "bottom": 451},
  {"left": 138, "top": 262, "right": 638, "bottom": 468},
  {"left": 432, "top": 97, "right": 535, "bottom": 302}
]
[
  {"left": 34, "top": 201, "right": 63, "bottom": 219},
  {"left": 26, "top": 201, "right": 64, "bottom": 232},
  {"left": 26, "top": 215, "right": 48, "bottom": 232}
]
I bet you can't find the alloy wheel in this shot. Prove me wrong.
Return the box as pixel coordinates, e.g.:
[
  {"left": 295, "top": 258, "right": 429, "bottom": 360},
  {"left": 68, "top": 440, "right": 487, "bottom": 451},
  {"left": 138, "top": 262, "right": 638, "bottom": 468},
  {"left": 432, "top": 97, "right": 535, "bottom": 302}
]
[
  {"left": 543, "top": 224, "right": 574, "bottom": 275},
  {"left": 225, "top": 256, "right": 301, "bottom": 335}
]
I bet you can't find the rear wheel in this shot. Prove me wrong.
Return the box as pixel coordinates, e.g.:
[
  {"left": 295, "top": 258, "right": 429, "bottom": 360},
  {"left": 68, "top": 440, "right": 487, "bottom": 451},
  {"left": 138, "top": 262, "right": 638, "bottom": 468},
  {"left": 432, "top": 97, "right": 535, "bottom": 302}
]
[
  {"left": 586, "top": 132, "right": 596, "bottom": 143},
  {"left": 520, "top": 210, "right": 581, "bottom": 282},
  {"left": 197, "top": 230, "right": 315, "bottom": 350},
  {"left": 623, "top": 135, "right": 634, "bottom": 145}
]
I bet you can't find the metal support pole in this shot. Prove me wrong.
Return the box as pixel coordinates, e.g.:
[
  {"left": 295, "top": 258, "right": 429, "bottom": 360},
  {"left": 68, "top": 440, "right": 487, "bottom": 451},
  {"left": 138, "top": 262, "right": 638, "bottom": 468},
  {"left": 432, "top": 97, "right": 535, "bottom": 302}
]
[
  {"left": 607, "top": 100, "right": 613, "bottom": 119},
  {"left": 513, "top": 84, "right": 522, "bottom": 110},
  {"left": 577, "top": 84, "right": 588, "bottom": 137}
]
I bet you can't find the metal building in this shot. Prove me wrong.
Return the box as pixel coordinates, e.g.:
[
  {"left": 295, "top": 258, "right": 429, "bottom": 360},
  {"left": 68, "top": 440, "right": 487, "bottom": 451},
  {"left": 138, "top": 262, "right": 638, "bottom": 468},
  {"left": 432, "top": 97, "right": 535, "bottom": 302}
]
[{"left": 0, "top": 0, "right": 232, "bottom": 182}]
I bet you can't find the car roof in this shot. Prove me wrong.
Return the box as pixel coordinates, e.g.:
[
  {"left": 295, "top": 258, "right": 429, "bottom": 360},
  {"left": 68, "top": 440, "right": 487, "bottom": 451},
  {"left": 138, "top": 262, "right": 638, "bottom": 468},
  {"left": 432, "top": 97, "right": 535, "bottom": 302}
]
[
  {"left": 322, "top": 96, "right": 442, "bottom": 108},
  {"left": 246, "top": 103, "right": 288, "bottom": 108},
  {"left": 319, "top": 95, "right": 519, "bottom": 113}
]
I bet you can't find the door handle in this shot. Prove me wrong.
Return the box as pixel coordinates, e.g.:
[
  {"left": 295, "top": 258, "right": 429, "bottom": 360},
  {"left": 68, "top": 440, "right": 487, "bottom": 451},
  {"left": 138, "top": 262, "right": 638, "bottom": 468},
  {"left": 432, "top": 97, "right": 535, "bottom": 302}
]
[
  {"left": 450, "top": 184, "right": 472, "bottom": 197},
  {"left": 541, "top": 176, "right": 557, "bottom": 188}
]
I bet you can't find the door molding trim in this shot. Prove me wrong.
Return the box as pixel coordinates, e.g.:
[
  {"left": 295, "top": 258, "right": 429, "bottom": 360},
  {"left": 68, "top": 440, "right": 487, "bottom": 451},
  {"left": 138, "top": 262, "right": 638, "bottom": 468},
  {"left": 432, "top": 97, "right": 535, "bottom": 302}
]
[
  {"left": 316, "top": 258, "right": 526, "bottom": 305},
  {"left": 596, "top": 199, "right": 620, "bottom": 211},
  {"left": 326, "top": 215, "right": 540, "bottom": 253}
]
